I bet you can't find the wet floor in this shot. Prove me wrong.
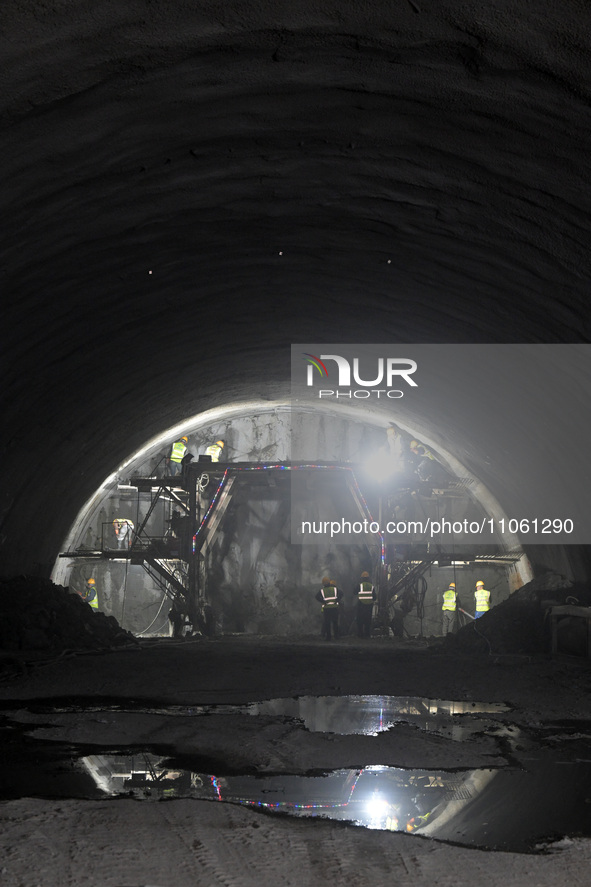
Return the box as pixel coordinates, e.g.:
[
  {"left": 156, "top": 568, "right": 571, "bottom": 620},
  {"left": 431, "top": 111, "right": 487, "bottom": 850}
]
[
  {"left": 1, "top": 694, "right": 591, "bottom": 853},
  {"left": 3, "top": 693, "right": 511, "bottom": 738}
]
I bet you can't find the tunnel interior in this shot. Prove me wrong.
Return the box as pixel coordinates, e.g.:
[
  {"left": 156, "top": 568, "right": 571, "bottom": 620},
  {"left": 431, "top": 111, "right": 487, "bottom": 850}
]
[{"left": 2, "top": 2, "right": 591, "bottom": 884}]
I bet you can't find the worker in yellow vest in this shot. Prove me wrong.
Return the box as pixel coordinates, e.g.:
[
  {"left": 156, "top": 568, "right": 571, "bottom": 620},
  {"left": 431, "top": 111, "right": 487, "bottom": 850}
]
[
  {"left": 78, "top": 577, "right": 99, "bottom": 610},
  {"left": 474, "top": 580, "right": 491, "bottom": 619},
  {"left": 441, "top": 582, "right": 457, "bottom": 636},
  {"left": 315, "top": 577, "right": 342, "bottom": 640},
  {"left": 205, "top": 440, "right": 225, "bottom": 462},
  {"left": 410, "top": 439, "right": 447, "bottom": 485},
  {"left": 356, "top": 571, "right": 376, "bottom": 638},
  {"left": 168, "top": 436, "right": 188, "bottom": 476},
  {"left": 409, "top": 439, "right": 435, "bottom": 461}
]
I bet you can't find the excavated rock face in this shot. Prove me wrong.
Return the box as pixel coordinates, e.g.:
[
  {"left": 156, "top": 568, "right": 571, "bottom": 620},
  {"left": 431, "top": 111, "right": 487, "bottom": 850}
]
[{"left": 1, "top": 2, "right": 591, "bottom": 582}]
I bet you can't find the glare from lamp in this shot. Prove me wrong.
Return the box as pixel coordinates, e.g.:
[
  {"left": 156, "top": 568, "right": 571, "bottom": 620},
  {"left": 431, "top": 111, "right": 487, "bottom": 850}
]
[
  {"left": 365, "top": 793, "right": 390, "bottom": 819},
  {"left": 363, "top": 447, "right": 401, "bottom": 483}
]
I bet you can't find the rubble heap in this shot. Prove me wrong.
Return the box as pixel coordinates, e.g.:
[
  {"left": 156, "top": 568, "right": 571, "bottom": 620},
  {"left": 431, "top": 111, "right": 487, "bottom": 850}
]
[
  {"left": 448, "top": 572, "right": 591, "bottom": 656},
  {"left": 0, "top": 576, "right": 135, "bottom": 655}
]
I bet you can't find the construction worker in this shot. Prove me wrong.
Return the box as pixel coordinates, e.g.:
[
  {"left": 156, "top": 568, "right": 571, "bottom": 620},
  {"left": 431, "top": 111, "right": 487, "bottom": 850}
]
[
  {"left": 386, "top": 423, "right": 404, "bottom": 464},
  {"left": 409, "top": 439, "right": 436, "bottom": 461},
  {"left": 388, "top": 586, "right": 414, "bottom": 638},
  {"left": 356, "top": 571, "right": 376, "bottom": 638},
  {"left": 205, "top": 440, "right": 225, "bottom": 462},
  {"left": 315, "top": 577, "right": 342, "bottom": 640},
  {"left": 474, "top": 580, "right": 491, "bottom": 618},
  {"left": 78, "top": 577, "right": 99, "bottom": 610},
  {"left": 168, "top": 436, "right": 189, "bottom": 476},
  {"left": 168, "top": 598, "right": 189, "bottom": 638},
  {"left": 441, "top": 581, "right": 457, "bottom": 636},
  {"left": 113, "top": 518, "right": 134, "bottom": 549},
  {"left": 409, "top": 439, "right": 447, "bottom": 485}
]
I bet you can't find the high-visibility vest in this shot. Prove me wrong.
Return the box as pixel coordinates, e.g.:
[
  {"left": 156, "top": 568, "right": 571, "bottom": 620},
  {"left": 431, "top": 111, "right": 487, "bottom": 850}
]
[
  {"left": 358, "top": 581, "right": 374, "bottom": 604},
  {"left": 81, "top": 585, "right": 99, "bottom": 609},
  {"left": 170, "top": 440, "right": 187, "bottom": 463},
  {"left": 321, "top": 585, "right": 339, "bottom": 608},
  {"left": 442, "top": 588, "right": 457, "bottom": 611},
  {"left": 475, "top": 588, "right": 490, "bottom": 612},
  {"left": 87, "top": 588, "right": 99, "bottom": 610},
  {"left": 205, "top": 444, "right": 223, "bottom": 462},
  {"left": 412, "top": 442, "right": 435, "bottom": 460}
]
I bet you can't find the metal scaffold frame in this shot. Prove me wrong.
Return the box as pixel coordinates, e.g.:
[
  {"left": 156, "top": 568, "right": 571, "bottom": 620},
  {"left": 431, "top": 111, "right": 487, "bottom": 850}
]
[
  {"left": 60, "top": 460, "right": 520, "bottom": 636},
  {"left": 60, "top": 461, "right": 382, "bottom": 634}
]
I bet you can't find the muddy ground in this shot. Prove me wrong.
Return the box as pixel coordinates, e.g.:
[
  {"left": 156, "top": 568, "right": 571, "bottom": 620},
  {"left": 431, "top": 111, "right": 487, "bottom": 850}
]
[
  {"left": 1, "top": 571, "right": 591, "bottom": 886},
  {"left": 1, "top": 630, "right": 591, "bottom": 887}
]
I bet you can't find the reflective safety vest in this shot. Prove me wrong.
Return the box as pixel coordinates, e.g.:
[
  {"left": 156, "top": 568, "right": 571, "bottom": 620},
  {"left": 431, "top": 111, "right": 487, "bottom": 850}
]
[
  {"left": 80, "top": 585, "right": 99, "bottom": 609},
  {"left": 170, "top": 440, "right": 187, "bottom": 463},
  {"left": 442, "top": 588, "right": 457, "bottom": 611},
  {"left": 358, "top": 581, "right": 374, "bottom": 604},
  {"left": 412, "top": 442, "right": 436, "bottom": 461},
  {"left": 205, "top": 444, "right": 223, "bottom": 462},
  {"left": 475, "top": 588, "right": 490, "bottom": 612},
  {"left": 320, "top": 585, "right": 339, "bottom": 608},
  {"left": 87, "top": 588, "right": 99, "bottom": 610}
]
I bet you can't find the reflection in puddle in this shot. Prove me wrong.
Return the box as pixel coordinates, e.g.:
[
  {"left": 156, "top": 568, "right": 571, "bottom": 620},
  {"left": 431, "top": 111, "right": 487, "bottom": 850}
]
[
  {"left": 7, "top": 694, "right": 589, "bottom": 853},
  {"left": 243, "top": 696, "right": 510, "bottom": 739},
  {"left": 2, "top": 688, "right": 590, "bottom": 853},
  {"left": 83, "top": 754, "right": 491, "bottom": 831},
  {"left": 81, "top": 752, "right": 591, "bottom": 853},
  {"left": 38, "top": 694, "right": 510, "bottom": 739}
]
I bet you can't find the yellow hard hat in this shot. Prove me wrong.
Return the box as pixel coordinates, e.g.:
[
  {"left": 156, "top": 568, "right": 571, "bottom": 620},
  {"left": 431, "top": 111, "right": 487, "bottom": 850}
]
[
  {"left": 449, "top": 582, "right": 455, "bottom": 588},
  {"left": 87, "top": 578, "right": 96, "bottom": 585},
  {"left": 181, "top": 436, "right": 188, "bottom": 442},
  {"left": 216, "top": 440, "right": 225, "bottom": 447},
  {"left": 476, "top": 580, "right": 484, "bottom": 587}
]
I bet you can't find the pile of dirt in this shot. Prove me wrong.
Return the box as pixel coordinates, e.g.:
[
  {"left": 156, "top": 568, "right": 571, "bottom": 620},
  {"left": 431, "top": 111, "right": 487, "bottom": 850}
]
[
  {"left": 445, "top": 572, "right": 591, "bottom": 656},
  {"left": 0, "top": 576, "right": 135, "bottom": 655}
]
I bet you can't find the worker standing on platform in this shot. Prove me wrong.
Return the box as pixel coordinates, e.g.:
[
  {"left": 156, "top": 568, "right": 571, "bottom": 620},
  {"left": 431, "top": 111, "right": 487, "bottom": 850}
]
[
  {"left": 474, "top": 580, "right": 491, "bottom": 619},
  {"left": 441, "top": 581, "right": 458, "bottom": 636},
  {"left": 168, "top": 436, "right": 188, "bottom": 475},
  {"left": 78, "top": 577, "right": 99, "bottom": 610},
  {"left": 113, "top": 518, "right": 134, "bottom": 549},
  {"left": 356, "top": 571, "right": 376, "bottom": 638},
  {"left": 409, "top": 439, "right": 448, "bottom": 485},
  {"left": 316, "top": 577, "right": 342, "bottom": 640},
  {"left": 205, "top": 440, "right": 225, "bottom": 462}
]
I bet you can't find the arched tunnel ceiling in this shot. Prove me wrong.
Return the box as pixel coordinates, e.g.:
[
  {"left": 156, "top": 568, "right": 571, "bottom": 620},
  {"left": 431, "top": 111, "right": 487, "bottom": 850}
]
[{"left": 1, "top": 1, "right": 590, "bottom": 575}]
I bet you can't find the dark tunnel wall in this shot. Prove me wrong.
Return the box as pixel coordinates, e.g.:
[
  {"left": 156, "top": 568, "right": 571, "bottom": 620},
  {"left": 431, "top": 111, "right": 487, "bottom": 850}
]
[{"left": 1, "top": 1, "right": 591, "bottom": 580}]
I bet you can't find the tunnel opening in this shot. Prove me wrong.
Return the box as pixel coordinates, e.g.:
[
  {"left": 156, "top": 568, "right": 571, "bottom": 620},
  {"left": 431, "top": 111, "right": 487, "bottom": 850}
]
[{"left": 51, "top": 400, "right": 532, "bottom": 640}]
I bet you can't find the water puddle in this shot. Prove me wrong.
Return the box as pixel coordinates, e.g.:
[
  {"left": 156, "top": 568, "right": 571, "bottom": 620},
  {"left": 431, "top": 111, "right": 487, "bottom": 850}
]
[
  {"left": 4, "top": 744, "right": 591, "bottom": 853},
  {"left": 223, "top": 696, "right": 511, "bottom": 738},
  {"left": 3, "top": 695, "right": 590, "bottom": 852},
  {"left": 8, "top": 694, "right": 511, "bottom": 742}
]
